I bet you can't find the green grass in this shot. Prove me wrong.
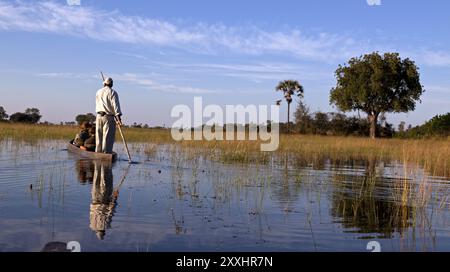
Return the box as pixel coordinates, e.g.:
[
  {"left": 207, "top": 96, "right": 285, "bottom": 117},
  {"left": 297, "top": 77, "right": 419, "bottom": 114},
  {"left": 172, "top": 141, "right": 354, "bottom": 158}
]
[
  {"left": 1, "top": 122, "right": 449, "bottom": 177},
  {"left": 0, "top": 122, "right": 171, "bottom": 143}
]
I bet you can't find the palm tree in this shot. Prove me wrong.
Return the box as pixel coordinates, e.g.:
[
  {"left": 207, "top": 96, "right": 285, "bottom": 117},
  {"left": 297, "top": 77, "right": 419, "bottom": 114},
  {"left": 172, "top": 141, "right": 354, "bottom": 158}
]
[{"left": 275, "top": 80, "right": 304, "bottom": 133}]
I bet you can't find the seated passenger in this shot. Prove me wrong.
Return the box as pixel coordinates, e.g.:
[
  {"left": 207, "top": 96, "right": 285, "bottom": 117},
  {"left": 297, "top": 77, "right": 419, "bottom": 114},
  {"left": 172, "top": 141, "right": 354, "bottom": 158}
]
[
  {"left": 81, "top": 127, "right": 96, "bottom": 152},
  {"left": 73, "top": 122, "right": 92, "bottom": 147}
]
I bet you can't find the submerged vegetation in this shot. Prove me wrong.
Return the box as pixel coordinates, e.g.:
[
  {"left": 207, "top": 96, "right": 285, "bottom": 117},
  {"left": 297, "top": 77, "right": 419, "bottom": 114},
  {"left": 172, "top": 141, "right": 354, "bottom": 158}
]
[{"left": 1, "top": 138, "right": 447, "bottom": 251}]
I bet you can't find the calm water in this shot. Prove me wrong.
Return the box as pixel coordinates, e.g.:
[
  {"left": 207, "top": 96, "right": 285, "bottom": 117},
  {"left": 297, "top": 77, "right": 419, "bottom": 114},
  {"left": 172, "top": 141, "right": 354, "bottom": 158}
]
[{"left": 0, "top": 139, "right": 449, "bottom": 252}]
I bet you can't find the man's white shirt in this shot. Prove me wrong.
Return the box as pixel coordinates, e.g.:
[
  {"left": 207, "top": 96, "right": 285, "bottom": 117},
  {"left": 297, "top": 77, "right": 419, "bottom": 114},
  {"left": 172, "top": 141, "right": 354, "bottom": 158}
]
[{"left": 95, "top": 87, "right": 122, "bottom": 116}]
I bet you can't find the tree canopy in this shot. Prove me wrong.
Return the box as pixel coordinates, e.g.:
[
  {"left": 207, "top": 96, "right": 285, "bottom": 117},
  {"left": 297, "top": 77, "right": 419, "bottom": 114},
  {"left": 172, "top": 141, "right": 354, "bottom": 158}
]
[
  {"left": 292, "top": 101, "right": 394, "bottom": 137},
  {"left": 75, "top": 113, "right": 96, "bottom": 125},
  {"left": 275, "top": 80, "right": 304, "bottom": 132},
  {"left": 330, "top": 52, "right": 424, "bottom": 138},
  {"left": 0, "top": 106, "right": 8, "bottom": 121},
  {"left": 276, "top": 80, "right": 304, "bottom": 104},
  {"left": 10, "top": 108, "right": 41, "bottom": 124}
]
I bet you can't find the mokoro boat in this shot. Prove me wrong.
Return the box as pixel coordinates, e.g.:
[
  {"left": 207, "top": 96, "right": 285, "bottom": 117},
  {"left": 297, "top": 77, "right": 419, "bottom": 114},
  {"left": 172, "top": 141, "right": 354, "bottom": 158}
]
[{"left": 68, "top": 140, "right": 117, "bottom": 162}]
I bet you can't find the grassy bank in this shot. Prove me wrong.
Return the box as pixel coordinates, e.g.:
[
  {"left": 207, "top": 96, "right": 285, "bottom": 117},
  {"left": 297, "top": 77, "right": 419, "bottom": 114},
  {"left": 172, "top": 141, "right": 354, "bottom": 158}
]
[
  {"left": 1, "top": 122, "right": 449, "bottom": 176},
  {"left": 0, "top": 122, "right": 171, "bottom": 143}
]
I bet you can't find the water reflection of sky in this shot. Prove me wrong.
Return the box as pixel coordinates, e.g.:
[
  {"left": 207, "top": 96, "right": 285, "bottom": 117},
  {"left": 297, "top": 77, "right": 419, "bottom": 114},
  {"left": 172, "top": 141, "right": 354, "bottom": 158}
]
[{"left": 0, "top": 139, "right": 449, "bottom": 252}]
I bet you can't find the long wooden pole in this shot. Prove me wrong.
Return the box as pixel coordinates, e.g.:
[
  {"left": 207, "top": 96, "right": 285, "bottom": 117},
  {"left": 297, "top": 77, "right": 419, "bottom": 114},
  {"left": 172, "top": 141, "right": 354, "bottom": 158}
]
[
  {"left": 100, "top": 72, "right": 132, "bottom": 163},
  {"left": 115, "top": 118, "right": 132, "bottom": 163}
]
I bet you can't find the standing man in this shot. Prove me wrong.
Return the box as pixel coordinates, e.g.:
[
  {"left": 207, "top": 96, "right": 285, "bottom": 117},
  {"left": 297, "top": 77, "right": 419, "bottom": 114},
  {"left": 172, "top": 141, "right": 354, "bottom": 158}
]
[{"left": 95, "top": 77, "right": 123, "bottom": 154}]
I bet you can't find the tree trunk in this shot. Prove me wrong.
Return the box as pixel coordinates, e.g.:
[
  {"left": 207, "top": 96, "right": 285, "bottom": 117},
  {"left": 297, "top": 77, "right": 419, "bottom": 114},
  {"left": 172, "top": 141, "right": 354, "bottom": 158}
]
[
  {"left": 287, "top": 102, "right": 291, "bottom": 133},
  {"left": 368, "top": 113, "right": 379, "bottom": 139}
]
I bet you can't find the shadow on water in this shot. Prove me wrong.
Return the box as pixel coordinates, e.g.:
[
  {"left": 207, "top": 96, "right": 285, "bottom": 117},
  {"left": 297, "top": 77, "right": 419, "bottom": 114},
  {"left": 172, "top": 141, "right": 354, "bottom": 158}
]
[{"left": 75, "top": 160, "right": 95, "bottom": 184}]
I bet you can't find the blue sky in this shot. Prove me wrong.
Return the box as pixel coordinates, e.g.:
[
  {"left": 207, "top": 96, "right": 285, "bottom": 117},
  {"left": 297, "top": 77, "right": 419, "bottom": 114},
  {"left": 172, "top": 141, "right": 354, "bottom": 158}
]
[{"left": 0, "top": 0, "right": 449, "bottom": 126}]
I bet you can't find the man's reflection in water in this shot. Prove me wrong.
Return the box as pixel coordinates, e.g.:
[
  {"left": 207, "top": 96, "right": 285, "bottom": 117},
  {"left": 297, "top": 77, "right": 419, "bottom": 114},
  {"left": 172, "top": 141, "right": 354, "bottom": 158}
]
[
  {"left": 89, "top": 161, "right": 118, "bottom": 240},
  {"left": 75, "top": 160, "right": 95, "bottom": 184}
]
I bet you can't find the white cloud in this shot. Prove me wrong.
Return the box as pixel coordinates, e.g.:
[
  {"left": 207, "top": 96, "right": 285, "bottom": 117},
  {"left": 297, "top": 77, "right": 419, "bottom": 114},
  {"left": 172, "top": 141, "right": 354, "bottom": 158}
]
[
  {"left": 36, "top": 72, "right": 95, "bottom": 79},
  {"left": 0, "top": 1, "right": 363, "bottom": 62},
  {"left": 34, "top": 71, "right": 218, "bottom": 94},
  {"left": 367, "top": 0, "right": 382, "bottom": 6},
  {"left": 422, "top": 98, "right": 450, "bottom": 106},
  {"left": 111, "top": 51, "right": 148, "bottom": 60},
  {"left": 114, "top": 73, "right": 218, "bottom": 94},
  {"left": 421, "top": 51, "right": 450, "bottom": 67},
  {"left": 151, "top": 61, "right": 332, "bottom": 81},
  {"left": 2, "top": 1, "right": 448, "bottom": 68},
  {"left": 425, "top": 85, "right": 450, "bottom": 94}
]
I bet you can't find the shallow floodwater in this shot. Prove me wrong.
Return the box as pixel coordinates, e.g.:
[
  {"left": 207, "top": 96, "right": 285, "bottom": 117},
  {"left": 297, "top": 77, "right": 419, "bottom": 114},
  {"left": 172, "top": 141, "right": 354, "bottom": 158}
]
[{"left": 0, "top": 139, "right": 449, "bottom": 252}]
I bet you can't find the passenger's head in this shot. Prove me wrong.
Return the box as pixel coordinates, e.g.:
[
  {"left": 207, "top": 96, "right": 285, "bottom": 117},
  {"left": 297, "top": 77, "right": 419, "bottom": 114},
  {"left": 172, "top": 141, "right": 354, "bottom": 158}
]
[
  {"left": 103, "top": 77, "right": 113, "bottom": 88},
  {"left": 89, "top": 127, "right": 96, "bottom": 136},
  {"left": 80, "top": 121, "right": 93, "bottom": 130}
]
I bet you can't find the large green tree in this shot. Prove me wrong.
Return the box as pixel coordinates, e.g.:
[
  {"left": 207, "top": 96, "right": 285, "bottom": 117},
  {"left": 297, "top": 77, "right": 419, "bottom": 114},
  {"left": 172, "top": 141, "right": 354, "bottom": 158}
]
[
  {"left": 330, "top": 52, "right": 424, "bottom": 139},
  {"left": 275, "top": 80, "right": 304, "bottom": 133},
  {"left": 294, "top": 101, "right": 313, "bottom": 134},
  {"left": 25, "top": 108, "right": 42, "bottom": 124}
]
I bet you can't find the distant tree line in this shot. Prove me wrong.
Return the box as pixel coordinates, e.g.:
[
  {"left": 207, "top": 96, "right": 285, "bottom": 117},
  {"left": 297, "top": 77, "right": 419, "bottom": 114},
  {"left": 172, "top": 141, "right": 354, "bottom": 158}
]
[
  {"left": 0, "top": 106, "right": 42, "bottom": 124},
  {"left": 396, "top": 113, "right": 450, "bottom": 138},
  {"left": 75, "top": 113, "right": 156, "bottom": 129},
  {"left": 290, "top": 101, "right": 394, "bottom": 137},
  {"left": 128, "top": 122, "right": 149, "bottom": 129},
  {"left": 61, "top": 121, "right": 77, "bottom": 126}
]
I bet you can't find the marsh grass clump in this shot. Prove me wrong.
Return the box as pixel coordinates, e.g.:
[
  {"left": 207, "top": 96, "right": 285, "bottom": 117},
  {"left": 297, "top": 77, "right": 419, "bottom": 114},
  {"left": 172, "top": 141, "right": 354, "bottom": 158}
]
[{"left": 143, "top": 143, "right": 158, "bottom": 159}]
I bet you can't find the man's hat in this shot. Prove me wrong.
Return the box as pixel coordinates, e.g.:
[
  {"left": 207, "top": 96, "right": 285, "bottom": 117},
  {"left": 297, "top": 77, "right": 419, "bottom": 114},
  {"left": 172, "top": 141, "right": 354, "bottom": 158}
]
[{"left": 103, "top": 77, "right": 113, "bottom": 85}]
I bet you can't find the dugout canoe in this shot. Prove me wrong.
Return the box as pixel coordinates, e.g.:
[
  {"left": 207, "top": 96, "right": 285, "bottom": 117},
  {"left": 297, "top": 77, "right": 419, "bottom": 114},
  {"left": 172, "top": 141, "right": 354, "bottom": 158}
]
[{"left": 68, "top": 141, "right": 117, "bottom": 162}]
